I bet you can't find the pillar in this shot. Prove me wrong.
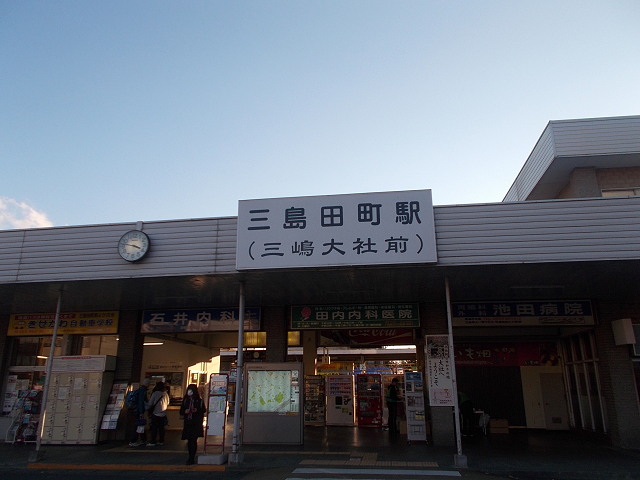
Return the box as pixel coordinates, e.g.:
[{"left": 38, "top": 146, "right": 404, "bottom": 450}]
[{"left": 421, "top": 302, "right": 456, "bottom": 446}]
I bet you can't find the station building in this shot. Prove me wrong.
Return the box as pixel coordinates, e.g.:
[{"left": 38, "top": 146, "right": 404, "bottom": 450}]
[{"left": 0, "top": 115, "right": 639, "bottom": 449}]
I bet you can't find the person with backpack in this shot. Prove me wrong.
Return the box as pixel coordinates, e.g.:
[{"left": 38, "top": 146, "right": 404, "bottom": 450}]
[
  {"left": 128, "top": 378, "right": 150, "bottom": 447},
  {"left": 146, "top": 381, "right": 169, "bottom": 446},
  {"left": 180, "top": 384, "right": 206, "bottom": 465}
]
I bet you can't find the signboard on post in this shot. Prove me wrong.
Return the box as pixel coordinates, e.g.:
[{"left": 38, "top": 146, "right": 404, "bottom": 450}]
[
  {"left": 205, "top": 373, "right": 228, "bottom": 454},
  {"left": 426, "top": 335, "right": 454, "bottom": 406},
  {"left": 236, "top": 190, "right": 437, "bottom": 270}
]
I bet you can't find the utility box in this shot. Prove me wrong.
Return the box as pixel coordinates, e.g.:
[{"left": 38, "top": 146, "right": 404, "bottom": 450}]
[{"left": 490, "top": 419, "right": 509, "bottom": 434}]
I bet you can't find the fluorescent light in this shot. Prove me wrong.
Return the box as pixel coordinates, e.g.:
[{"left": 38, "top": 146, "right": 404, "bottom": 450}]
[
  {"left": 37, "top": 356, "right": 48, "bottom": 359},
  {"left": 143, "top": 342, "right": 164, "bottom": 346}
]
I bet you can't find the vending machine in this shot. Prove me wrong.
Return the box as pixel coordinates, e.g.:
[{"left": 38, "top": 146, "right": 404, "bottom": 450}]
[
  {"left": 356, "top": 374, "right": 382, "bottom": 426},
  {"left": 325, "top": 375, "right": 354, "bottom": 426}
]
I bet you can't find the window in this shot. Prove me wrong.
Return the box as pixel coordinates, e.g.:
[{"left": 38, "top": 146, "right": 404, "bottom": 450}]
[
  {"left": 80, "top": 335, "right": 118, "bottom": 356},
  {"left": 244, "top": 332, "right": 266, "bottom": 347},
  {"left": 10, "top": 337, "right": 62, "bottom": 367},
  {"left": 288, "top": 331, "right": 301, "bottom": 346},
  {"left": 561, "top": 331, "right": 606, "bottom": 433}
]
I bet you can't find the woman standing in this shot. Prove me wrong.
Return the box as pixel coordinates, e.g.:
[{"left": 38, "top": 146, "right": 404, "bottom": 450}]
[
  {"left": 146, "top": 381, "right": 169, "bottom": 446},
  {"left": 179, "top": 384, "right": 206, "bottom": 465}
]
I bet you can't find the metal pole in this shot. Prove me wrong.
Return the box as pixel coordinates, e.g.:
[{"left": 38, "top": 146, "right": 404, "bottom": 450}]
[
  {"left": 445, "top": 277, "right": 463, "bottom": 458},
  {"left": 35, "top": 285, "right": 63, "bottom": 454},
  {"left": 232, "top": 282, "right": 245, "bottom": 454}
]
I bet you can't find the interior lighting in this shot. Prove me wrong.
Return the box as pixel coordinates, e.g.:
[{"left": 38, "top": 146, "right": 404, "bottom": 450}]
[
  {"left": 37, "top": 355, "right": 48, "bottom": 359},
  {"left": 143, "top": 342, "right": 164, "bottom": 346}
]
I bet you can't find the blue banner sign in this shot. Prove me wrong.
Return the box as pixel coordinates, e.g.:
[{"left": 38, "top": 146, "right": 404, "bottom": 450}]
[
  {"left": 141, "top": 307, "right": 261, "bottom": 333},
  {"left": 452, "top": 300, "right": 594, "bottom": 327}
]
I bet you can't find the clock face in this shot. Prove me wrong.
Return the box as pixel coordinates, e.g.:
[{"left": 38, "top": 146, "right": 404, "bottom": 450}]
[{"left": 118, "top": 230, "right": 150, "bottom": 262}]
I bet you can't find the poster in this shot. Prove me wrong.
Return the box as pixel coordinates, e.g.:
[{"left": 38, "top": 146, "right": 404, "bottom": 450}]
[{"left": 426, "top": 335, "right": 454, "bottom": 406}]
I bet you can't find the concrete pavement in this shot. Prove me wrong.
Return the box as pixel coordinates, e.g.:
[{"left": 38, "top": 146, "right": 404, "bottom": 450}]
[{"left": 0, "top": 427, "right": 639, "bottom": 479}]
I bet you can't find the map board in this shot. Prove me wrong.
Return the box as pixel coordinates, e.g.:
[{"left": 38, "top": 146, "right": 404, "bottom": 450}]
[{"left": 241, "top": 363, "right": 303, "bottom": 445}]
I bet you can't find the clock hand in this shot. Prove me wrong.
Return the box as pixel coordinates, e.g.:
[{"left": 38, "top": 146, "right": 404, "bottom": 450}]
[{"left": 123, "top": 243, "right": 141, "bottom": 249}]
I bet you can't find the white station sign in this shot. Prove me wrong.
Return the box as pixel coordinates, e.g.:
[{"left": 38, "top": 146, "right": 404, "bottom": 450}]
[{"left": 236, "top": 189, "right": 437, "bottom": 270}]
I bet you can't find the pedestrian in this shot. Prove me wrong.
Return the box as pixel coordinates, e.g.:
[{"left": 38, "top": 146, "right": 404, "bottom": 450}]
[
  {"left": 129, "top": 378, "right": 150, "bottom": 447},
  {"left": 180, "top": 383, "right": 206, "bottom": 465},
  {"left": 386, "top": 377, "right": 401, "bottom": 433},
  {"left": 458, "top": 391, "right": 474, "bottom": 436},
  {"left": 147, "top": 381, "right": 169, "bottom": 446}
]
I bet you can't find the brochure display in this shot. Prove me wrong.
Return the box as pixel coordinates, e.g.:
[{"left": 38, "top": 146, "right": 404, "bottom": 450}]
[
  {"left": 403, "top": 371, "right": 427, "bottom": 443},
  {"left": 205, "top": 373, "right": 228, "bottom": 452},
  {"left": 304, "top": 375, "right": 325, "bottom": 426},
  {"left": 100, "top": 382, "right": 128, "bottom": 430},
  {"left": 41, "top": 355, "right": 115, "bottom": 445},
  {"left": 5, "top": 388, "right": 43, "bottom": 443},
  {"left": 325, "top": 375, "right": 354, "bottom": 426},
  {"left": 356, "top": 374, "right": 382, "bottom": 426},
  {"left": 241, "top": 363, "right": 303, "bottom": 444}
]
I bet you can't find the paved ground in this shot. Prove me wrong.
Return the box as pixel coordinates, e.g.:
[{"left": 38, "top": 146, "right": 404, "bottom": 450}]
[{"left": 1, "top": 427, "right": 639, "bottom": 480}]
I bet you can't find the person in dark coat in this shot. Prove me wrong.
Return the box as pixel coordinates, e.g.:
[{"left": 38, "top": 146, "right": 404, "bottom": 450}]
[
  {"left": 458, "top": 392, "right": 474, "bottom": 436},
  {"left": 386, "top": 377, "right": 401, "bottom": 433},
  {"left": 180, "top": 383, "right": 206, "bottom": 465}
]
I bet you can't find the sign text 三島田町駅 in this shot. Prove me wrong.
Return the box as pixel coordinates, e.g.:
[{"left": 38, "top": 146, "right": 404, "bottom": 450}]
[{"left": 236, "top": 190, "right": 437, "bottom": 270}]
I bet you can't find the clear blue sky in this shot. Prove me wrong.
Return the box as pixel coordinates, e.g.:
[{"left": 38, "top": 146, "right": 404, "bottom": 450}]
[{"left": 2, "top": 1, "right": 639, "bottom": 229}]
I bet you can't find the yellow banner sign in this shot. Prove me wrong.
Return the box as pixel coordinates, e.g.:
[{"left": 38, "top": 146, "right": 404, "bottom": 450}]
[{"left": 8, "top": 312, "right": 119, "bottom": 336}]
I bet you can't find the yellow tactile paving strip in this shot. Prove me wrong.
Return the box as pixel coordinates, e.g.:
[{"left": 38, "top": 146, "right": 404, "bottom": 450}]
[{"left": 27, "top": 464, "right": 225, "bottom": 472}]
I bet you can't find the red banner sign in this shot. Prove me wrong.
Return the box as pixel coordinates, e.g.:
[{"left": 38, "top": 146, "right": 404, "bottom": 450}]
[
  {"left": 454, "top": 342, "right": 559, "bottom": 367},
  {"left": 319, "top": 328, "right": 414, "bottom": 346}
]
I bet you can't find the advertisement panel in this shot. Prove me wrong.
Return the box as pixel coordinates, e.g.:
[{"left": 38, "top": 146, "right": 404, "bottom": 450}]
[{"left": 8, "top": 312, "right": 119, "bottom": 336}]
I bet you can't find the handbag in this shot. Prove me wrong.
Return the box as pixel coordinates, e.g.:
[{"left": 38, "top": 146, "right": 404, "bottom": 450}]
[{"left": 135, "top": 418, "right": 147, "bottom": 426}]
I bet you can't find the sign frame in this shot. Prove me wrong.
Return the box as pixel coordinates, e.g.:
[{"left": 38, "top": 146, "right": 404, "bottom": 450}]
[{"left": 236, "top": 190, "right": 437, "bottom": 270}]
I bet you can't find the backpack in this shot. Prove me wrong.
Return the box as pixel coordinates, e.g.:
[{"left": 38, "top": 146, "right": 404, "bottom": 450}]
[{"left": 126, "top": 389, "right": 139, "bottom": 411}]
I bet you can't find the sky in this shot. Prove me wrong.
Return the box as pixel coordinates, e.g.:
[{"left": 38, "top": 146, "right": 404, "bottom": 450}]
[{"left": 2, "top": 1, "right": 640, "bottom": 230}]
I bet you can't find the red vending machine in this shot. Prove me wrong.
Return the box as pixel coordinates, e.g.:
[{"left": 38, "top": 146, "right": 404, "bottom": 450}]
[{"left": 356, "top": 374, "right": 383, "bottom": 426}]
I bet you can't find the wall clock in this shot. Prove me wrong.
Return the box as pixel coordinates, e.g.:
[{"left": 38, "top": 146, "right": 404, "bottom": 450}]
[{"left": 118, "top": 230, "right": 150, "bottom": 262}]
